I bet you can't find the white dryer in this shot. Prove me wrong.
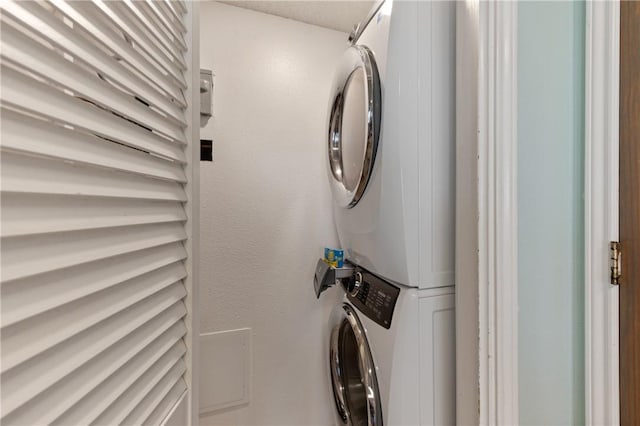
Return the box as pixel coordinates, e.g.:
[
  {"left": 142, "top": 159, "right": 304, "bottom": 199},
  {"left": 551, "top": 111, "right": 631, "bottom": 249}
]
[
  {"left": 328, "top": 268, "right": 455, "bottom": 425},
  {"left": 321, "top": 1, "right": 457, "bottom": 424},
  {"left": 326, "top": 0, "right": 456, "bottom": 289}
]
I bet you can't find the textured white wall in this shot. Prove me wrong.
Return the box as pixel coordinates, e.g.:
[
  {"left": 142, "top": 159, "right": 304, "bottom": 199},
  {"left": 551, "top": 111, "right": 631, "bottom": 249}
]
[{"left": 199, "top": 2, "right": 347, "bottom": 424}]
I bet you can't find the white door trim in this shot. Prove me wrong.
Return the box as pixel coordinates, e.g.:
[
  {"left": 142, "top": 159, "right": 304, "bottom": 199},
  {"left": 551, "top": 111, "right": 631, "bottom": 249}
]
[
  {"left": 456, "top": 2, "right": 519, "bottom": 424},
  {"left": 584, "top": 1, "right": 620, "bottom": 425},
  {"left": 478, "top": 2, "right": 519, "bottom": 424},
  {"left": 455, "top": 2, "right": 481, "bottom": 422},
  {"left": 184, "top": 1, "right": 201, "bottom": 424},
  {"left": 459, "top": 3, "right": 620, "bottom": 424}
]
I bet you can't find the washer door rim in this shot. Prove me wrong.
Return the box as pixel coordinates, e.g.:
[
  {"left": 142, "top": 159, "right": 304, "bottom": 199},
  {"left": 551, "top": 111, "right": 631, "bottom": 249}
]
[
  {"left": 329, "top": 303, "right": 383, "bottom": 426},
  {"left": 327, "top": 45, "right": 382, "bottom": 209}
]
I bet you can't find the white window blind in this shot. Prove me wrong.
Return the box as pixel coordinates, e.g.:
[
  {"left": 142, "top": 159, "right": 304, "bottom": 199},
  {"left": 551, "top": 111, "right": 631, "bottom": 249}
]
[{"left": 0, "top": 0, "right": 195, "bottom": 424}]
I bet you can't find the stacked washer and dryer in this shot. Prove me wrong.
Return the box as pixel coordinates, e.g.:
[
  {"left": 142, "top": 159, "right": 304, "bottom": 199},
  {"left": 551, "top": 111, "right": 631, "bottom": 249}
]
[{"left": 318, "top": 1, "right": 456, "bottom": 425}]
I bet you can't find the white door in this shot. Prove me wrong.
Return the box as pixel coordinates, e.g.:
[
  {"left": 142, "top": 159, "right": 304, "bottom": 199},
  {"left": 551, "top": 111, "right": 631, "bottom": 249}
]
[{"left": 0, "top": 1, "right": 199, "bottom": 424}]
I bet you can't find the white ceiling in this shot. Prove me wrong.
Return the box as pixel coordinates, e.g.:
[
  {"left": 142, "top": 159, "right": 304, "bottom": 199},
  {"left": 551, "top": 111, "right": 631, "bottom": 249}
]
[{"left": 217, "top": 1, "right": 375, "bottom": 33}]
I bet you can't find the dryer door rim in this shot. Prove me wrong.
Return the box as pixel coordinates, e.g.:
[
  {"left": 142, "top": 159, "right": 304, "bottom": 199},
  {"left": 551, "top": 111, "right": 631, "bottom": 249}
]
[
  {"left": 329, "top": 303, "right": 383, "bottom": 426},
  {"left": 327, "top": 45, "right": 382, "bottom": 209}
]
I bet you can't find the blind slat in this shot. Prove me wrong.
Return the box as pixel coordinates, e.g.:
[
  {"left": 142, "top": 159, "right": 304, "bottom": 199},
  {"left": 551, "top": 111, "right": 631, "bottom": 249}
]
[
  {"left": 1, "top": 281, "right": 186, "bottom": 374},
  {"left": 134, "top": 0, "right": 187, "bottom": 52},
  {"left": 1, "top": 66, "right": 187, "bottom": 163},
  {"left": 1, "top": 260, "right": 185, "bottom": 336},
  {"left": 1, "top": 151, "right": 187, "bottom": 203},
  {"left": 2, "top": 195, "right": 186, "bottom": 238},
  {"left": 93, "top": 0, "right": 187, "bottom": 72},
  {"left": 53, "top": 340, "right": 186, "bottom": 426},
  {"left": 166, "top": 2, "right": 186, "bottom": 29},
  {"left": 158, "top": 0, "right": 187, "bottom": 34},
  {"left": 170, "top": 0, "right": 187, "bottom": 15},
  {"left": 121, "top": 369, "right": 187, "bottom": 425},
  {"left": 1, "top": 221, "right": 187, "bottom": 283},
  {"left": 1, "top": 303, "right": 186, "bottom": 415},
  {"left": 146, "top": 0, "right": 186, "bottom": 47},
  {"left": 48, "top": 0, "right": 187, "bottom": 97},
  {"left": 0, "top": 0, "right": 187, "bottom": 121},
  {"left": 1, "top": 24, "right": 186, "bottom": 143},
  {"left": 96, "top": 363, "right": 186, "bottom": 426},
  {"left": 91, "top": 0, "right": 187, "bottom": 79},
  {"left": 120, "top": 0, "right": 186, "bottom": 71},
  {"left": 145, "top": 383, "right": 188, "bottom": 426},
  {"left": 1, "top": 243, "right": 186, "bottom": 326},
  {"left": 2, "top": 307, "right": 186, "bottom": 420},
  {"left": 2, "top": 311, "right": 187, "bottom": 425},
  {"left": 1, "top": 109, "right": 186, "bottom": 184}
]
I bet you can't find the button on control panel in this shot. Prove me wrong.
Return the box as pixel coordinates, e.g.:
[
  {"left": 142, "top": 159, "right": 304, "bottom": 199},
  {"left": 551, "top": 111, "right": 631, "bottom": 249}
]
[{"left": 346, "top": 267, "right": 400, "bottom": 329}]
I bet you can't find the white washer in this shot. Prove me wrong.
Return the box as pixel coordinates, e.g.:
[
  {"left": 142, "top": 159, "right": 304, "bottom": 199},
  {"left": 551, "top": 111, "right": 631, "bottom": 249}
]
[
  {"left": 323, "top": 1, "right": 457, "bottom": 424},
  {"left": 326, "top": 0, "right": 456, "bottom": 289},
  {"left": 328, "top": 268, "right": 455, "bottom": 425}
]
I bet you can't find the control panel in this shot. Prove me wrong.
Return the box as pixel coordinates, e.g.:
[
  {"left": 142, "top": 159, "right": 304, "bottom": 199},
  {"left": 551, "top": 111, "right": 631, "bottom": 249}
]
[{"left": 346, "top": 267, "right": 400, "bottom": 329}]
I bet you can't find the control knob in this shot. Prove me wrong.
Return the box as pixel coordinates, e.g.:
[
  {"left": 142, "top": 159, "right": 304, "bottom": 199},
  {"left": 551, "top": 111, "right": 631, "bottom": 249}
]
[{"left": 349, "top": 272, "right": 363, "bottom": 297}]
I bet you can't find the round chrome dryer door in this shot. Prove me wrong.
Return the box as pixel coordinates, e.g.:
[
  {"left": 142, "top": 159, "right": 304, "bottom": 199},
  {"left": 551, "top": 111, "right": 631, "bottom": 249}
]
[
  {"left": 329, "top": 304, "right": 383, "bottom": 426},
  {"left": 327, "top": 45, "right": 382, "bottom": 208}
]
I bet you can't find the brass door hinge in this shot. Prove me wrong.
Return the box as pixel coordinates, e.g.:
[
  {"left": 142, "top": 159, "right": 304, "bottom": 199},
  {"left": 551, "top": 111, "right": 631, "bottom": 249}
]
[{"left": 610, "top": 241, "right": 622, "bottom": 285}]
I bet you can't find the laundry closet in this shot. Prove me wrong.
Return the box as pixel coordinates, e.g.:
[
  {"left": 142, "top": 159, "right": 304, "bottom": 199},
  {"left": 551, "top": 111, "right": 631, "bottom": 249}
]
[
  {"left": 198, "top": 1, "right": 455, "bottom": 425},
  {"left": 0, "top": 0, "right": 608, "bottom": 424}
]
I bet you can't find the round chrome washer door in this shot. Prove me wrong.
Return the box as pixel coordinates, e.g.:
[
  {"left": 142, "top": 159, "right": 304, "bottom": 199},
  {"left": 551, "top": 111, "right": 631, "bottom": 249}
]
[
  {"left": 329, "top": 304, "right": 383, "bottom": 426},
  {"left": 327, "top": 45, "right": 381, "bottom": 208}
]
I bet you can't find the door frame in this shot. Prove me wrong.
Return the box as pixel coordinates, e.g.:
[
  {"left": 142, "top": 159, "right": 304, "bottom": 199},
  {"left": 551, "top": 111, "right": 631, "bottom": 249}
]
[
  {"left": 162, "top": 2, "right": 201, "bottom": 425},
  {"left": 455, "top": 2, "right": 519, "bottom": 424},
  {"left": 183, "top": 1, "right": 201, "bottom": 424},
  {"left": 456, "top": 1, "right": 620, "bottom": 424},
  {"left": 585, "top": 1, "right": 620, "bottom": 424}
]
